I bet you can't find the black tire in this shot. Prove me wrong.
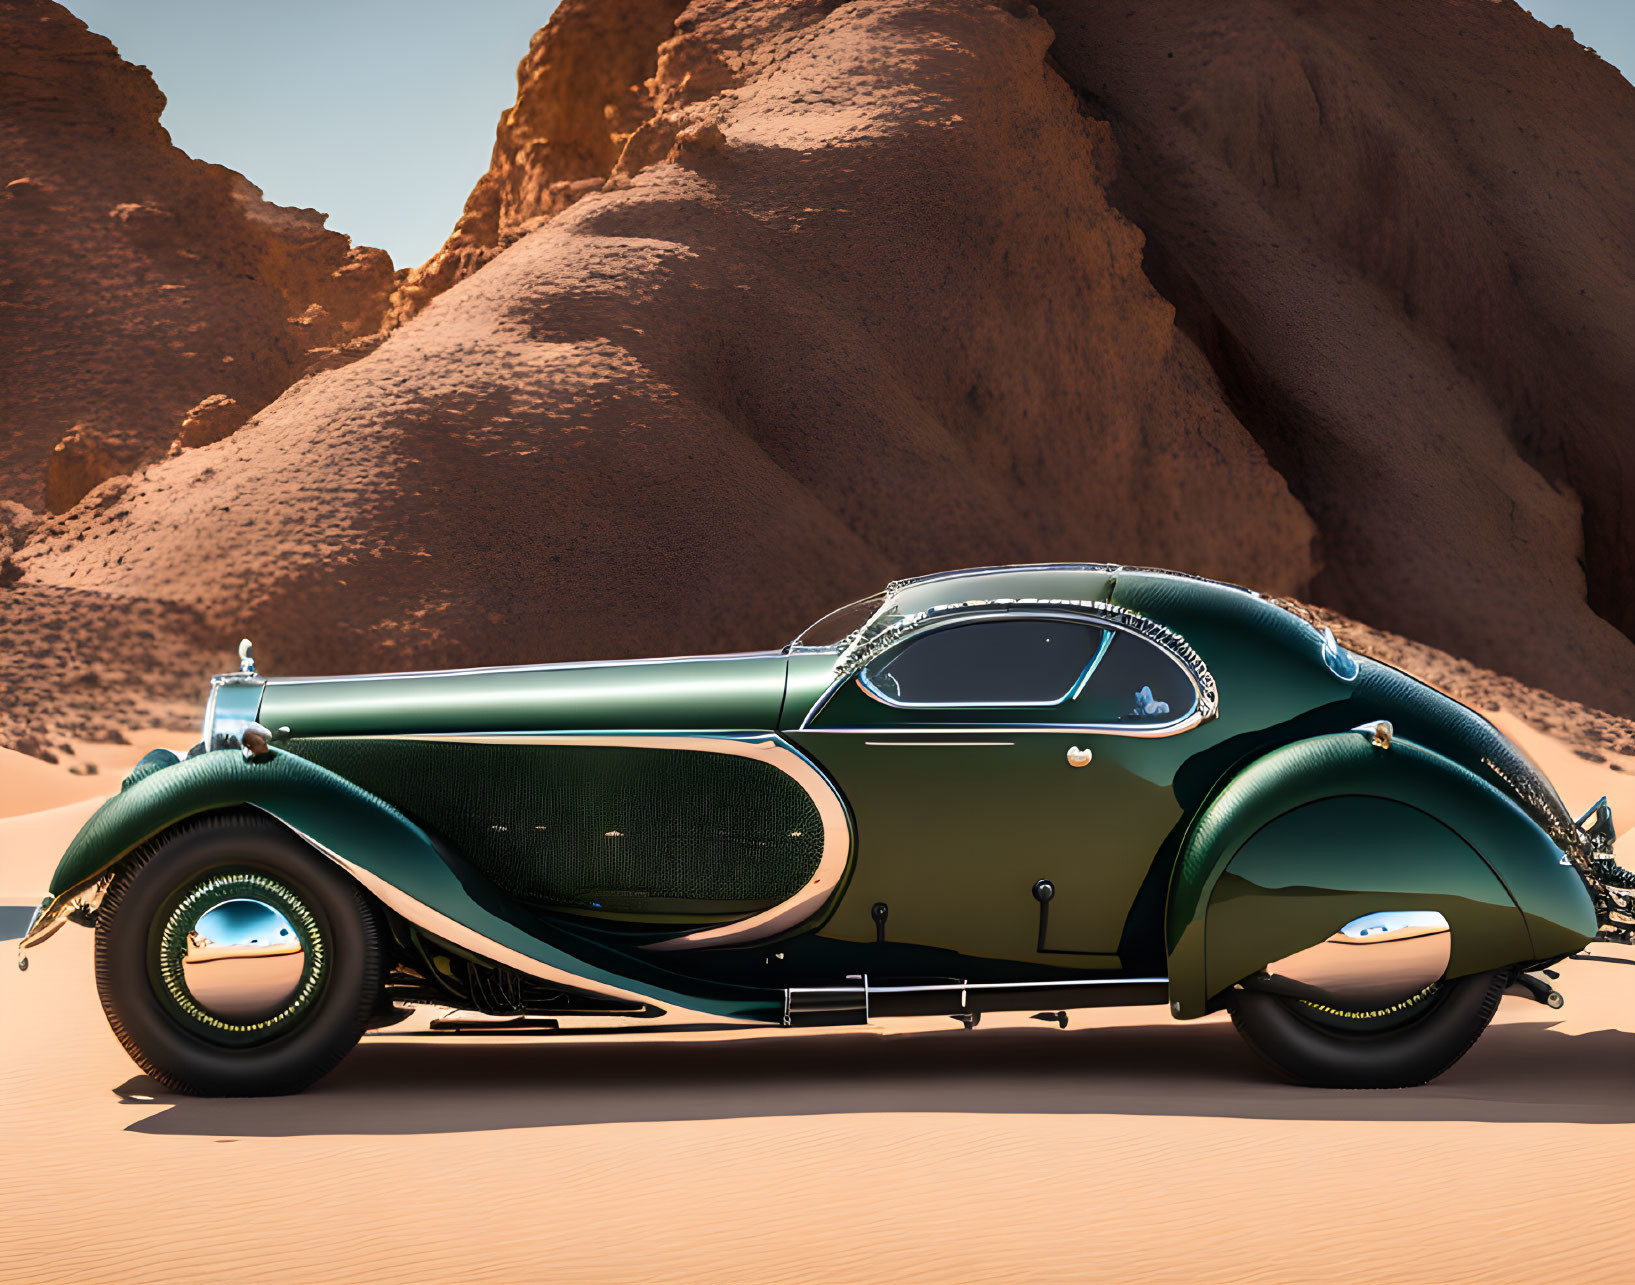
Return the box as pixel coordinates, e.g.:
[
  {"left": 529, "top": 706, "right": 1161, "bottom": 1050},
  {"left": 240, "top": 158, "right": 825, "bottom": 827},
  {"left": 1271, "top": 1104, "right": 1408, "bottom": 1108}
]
[
  {"left": 1226, "top": 969, "right": 1510, "bottom": 1088},
  {"left": 95, "top": 811, "right": 382, "bottom": 1096}
]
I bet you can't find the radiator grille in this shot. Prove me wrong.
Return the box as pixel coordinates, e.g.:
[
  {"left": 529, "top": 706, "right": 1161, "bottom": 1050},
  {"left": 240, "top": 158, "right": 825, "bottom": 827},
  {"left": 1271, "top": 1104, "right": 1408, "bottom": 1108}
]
[{"left": 284, "top": 739, "right": 825, "bottom": 914}]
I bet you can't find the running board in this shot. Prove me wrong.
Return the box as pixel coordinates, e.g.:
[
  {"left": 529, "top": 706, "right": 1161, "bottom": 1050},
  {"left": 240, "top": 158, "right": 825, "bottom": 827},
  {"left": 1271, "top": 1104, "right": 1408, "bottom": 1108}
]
[{"left": 782, "top": 976, "right": 1168, "bottom": 1026}]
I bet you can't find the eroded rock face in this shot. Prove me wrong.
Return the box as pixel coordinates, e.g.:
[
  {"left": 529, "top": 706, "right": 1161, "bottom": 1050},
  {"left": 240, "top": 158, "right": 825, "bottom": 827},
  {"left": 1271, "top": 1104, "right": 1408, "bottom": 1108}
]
[
  {"left": 5, "top": 0, "right": 1635, "bottom": 750},
  {"left": 44, "top": 426, "right": 126, "bottom": 514},
  {"left": 174, "top": 395, "right": 250, "bottom": 451},
  {"left": 0, "top": 500, "right": 41, "bottom": 588},
  {"left": 0, "top": 0, "right": 396, "bottom": 513},
  {"left": 386, "top": 0, "right": 687, "bottom": 325},
  {"left": 1037, "top": 0, "right": 1635, "bottom": 715},
  {"left": 13, "top": 0, "right": 1314, "bottom": 696}
]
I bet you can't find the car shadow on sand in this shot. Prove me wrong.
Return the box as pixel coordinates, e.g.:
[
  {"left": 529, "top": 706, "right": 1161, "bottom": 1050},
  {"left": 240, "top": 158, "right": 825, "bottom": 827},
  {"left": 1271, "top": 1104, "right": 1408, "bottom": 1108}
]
[{"left": 116, "top": 1016, "right": 1635, "bottom": 1136}]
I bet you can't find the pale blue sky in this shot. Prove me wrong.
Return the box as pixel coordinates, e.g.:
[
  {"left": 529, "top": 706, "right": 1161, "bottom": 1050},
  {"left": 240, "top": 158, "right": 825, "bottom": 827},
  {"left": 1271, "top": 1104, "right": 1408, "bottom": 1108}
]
[
  {"left": 62, "top": 1, "right": 1633, "bottom": 270},
  {"left": 65, "top": 1, "right": 559, "bottom": 268},
  {"left": 1527, "top": 0, "right": 1635, "bottom": 85}
]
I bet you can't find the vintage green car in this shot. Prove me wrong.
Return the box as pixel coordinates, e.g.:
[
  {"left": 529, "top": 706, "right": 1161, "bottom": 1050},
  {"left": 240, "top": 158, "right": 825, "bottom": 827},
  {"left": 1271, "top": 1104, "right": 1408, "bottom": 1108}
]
[{"left": 19, "top": 564, "right": 1634, "bottom": 1095}]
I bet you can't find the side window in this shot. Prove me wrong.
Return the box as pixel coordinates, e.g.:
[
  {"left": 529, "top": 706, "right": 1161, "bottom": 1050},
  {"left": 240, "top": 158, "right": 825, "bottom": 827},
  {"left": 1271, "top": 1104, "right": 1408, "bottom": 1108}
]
[
  {"left": 860, "top": 618, "right": 1107, "bottom": 707},
  {"left": 1070, "top": 632, "right": 1197, "bottom": 726}
]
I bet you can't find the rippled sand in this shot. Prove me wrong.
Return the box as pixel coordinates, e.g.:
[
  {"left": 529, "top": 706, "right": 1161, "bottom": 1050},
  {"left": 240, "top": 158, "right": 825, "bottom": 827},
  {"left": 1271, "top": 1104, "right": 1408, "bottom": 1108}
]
[{"left": 1, "top": 719, "right": 1631, "bottom": 1284}]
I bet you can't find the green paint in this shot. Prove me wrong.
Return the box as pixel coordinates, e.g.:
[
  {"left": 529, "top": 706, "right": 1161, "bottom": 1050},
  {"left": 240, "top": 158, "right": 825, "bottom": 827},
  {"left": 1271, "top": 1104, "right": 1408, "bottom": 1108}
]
[{"left": 32, "top": 565, "right": 1601, "bottom": 1025}]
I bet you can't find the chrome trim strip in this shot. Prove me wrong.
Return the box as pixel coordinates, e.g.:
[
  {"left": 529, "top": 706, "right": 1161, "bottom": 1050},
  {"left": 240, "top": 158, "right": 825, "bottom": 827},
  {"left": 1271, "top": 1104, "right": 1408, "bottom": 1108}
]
[
  {"left": 780, "top": 975, "right": 1169, "bottom": 1018},
  {"left": 800, "top": 713, "right": 1206, "bottom": 739},
  {"left": 885, "top": 561, "right": 1259, "bottom": 598},
  {"left": 870, "top": 977, "right": 1167, "bottom": 994},
  {"left": 334, "top": 731, "right": 851, "bottom": 954},
  {"left": 260, "top": 649, "right": 787, "bottom": 686},
  {"left": 886, "top": 562, "right": 1122, "bottom": 593},
  {"left": 784, "top": 977, "right": 1167, "bottom": 997},
  {"left": 1066, "top": 628, "right": 1117, "bottom": 700},
  {"left": 862, "top": 740, "right": 1015, "bottom": 747}
]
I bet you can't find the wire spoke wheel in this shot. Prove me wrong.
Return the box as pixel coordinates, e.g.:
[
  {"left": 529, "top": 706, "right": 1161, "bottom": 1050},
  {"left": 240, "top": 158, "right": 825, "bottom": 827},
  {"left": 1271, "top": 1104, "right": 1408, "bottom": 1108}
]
[
  {"left": 95, "top": 812, "right": 381, "bottom": 1096},
  {"left": 149, "top": 871, "right": 328, "bottom": 1047},
  {"left": 1227, "top": 969, "right": 1510, "bottom": 1088},
  {"left": 1286, "top": 982, "right": 1446, "bottom": 1036}
]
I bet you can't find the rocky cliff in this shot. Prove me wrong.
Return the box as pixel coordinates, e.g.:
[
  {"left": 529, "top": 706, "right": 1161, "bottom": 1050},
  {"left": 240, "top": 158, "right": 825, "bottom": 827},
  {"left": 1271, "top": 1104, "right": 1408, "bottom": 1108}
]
[
  {"left": 4, "top": 0, "right": 1634, "bottom": 755},
  {"left": 0, "top": 0, "right": 395, "bottom": 519},
  {"left": 1039, "top": 0, "right": 1635, "bottom": 720},
  {"left": 386, "top": 0, "right": 688, "bottom": 326}
]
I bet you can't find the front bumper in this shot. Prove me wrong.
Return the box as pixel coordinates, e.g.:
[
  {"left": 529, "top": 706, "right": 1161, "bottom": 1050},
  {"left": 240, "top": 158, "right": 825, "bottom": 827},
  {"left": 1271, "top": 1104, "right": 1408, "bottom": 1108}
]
[{"left": 16, "top": 875, "right": 110, "bottom": 970}]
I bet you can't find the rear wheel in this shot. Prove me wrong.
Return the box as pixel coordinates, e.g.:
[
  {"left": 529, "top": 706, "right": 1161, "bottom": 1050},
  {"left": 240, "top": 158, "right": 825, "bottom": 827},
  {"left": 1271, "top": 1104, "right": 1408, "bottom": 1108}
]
[
  {"left": 95, "top": 812, "right": 382, "bottom": 1096},
  {"left": 1226, "top": 968, "right": 1510, "bottom": 1088}
]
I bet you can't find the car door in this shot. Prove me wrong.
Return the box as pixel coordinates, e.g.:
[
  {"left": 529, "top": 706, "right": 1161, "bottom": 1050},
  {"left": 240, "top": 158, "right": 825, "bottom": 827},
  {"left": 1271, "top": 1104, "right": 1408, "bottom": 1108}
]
[{"left": 790, "top": 608, "right": 1204, "bottom": 968}]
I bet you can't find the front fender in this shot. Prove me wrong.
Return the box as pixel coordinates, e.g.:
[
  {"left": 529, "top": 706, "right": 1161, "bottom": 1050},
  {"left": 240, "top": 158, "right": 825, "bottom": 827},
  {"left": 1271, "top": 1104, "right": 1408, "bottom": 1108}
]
[
  {"left": 27, "top": 748, "right": 778, "bottom": 1021},
  {"left": 1166, "top": 732, "right": 1597, "bottom": 1017}
]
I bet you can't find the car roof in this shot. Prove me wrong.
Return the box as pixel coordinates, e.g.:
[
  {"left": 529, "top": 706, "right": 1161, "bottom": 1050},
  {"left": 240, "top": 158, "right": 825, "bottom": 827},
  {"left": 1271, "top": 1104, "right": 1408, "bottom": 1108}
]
[{"left": 879, "top": 563, "right": 1255, "bottom": 618}]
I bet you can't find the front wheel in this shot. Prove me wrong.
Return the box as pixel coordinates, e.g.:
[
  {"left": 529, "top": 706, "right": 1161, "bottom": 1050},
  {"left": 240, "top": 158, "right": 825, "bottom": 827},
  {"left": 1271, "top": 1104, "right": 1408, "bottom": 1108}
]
[
  {"left": 94, "top": 812, "right": 382, "bottom": 1096},
  {"left": 1226, "top": 968, "right": 1510, "bottom": 1088}
]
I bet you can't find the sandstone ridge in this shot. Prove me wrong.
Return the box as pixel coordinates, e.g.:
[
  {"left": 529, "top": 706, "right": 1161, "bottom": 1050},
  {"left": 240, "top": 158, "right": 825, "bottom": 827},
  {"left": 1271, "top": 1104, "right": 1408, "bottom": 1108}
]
[
  {"left": 0, "top": 0, "right": 396, "bottom": 518},
  {"left": 4, "top": 0, "right": 1635, "bottom": 755}
]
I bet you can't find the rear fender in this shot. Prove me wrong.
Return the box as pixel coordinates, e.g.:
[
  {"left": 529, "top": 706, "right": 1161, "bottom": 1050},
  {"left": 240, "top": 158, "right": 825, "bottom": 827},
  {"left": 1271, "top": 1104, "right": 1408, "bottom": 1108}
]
[
  {"left": 1166, "top": 732, "right": 1597, "bottom": 1017},
  {"left": 27, "top": 748, "right": 776, "bottom": 1021}
]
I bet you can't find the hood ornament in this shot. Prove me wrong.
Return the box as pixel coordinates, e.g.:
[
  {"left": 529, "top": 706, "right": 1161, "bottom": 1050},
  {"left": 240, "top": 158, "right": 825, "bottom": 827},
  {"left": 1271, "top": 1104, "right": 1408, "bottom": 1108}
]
[{"left": 237, "top": 638, "right": 257, "bottom": 675}]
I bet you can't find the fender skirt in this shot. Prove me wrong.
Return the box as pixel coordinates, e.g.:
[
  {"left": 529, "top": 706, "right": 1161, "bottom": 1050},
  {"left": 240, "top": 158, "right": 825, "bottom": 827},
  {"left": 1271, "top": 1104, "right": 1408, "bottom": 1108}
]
[
  {"left": 22, "top": 748, "right": 779, "bottom": 1021},
  {"left": 1166, "top": 732, "right": 1598, "bottom": 1017}
]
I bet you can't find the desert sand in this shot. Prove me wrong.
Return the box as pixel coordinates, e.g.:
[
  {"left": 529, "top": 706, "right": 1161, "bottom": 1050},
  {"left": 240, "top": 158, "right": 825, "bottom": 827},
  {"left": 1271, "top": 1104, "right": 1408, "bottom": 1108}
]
[
  {"left": 3, "top": 2, "right": 1634, "bottom": 1274},
  {"left": 2, "top": 711, "right": 1630, "bottom": 1285}
]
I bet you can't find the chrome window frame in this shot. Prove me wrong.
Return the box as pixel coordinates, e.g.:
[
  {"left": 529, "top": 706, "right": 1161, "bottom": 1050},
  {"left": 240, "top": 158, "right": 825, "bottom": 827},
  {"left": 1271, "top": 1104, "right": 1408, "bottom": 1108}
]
[
  {"left": 786, "top": 591, "right": 889, "bottom": 654},
  {"left": 856, "top": 616, "right": 1115, "bottom": 710},
  {"left": 800, "top": 602, "right": 1218, "bottom": 737}
]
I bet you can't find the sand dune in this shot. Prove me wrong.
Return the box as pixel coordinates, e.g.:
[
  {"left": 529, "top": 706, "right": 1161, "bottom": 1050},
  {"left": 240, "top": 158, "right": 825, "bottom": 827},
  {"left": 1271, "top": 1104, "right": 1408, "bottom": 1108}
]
[{"left": 1, "top": 713, "right": 1631, "bottom": 1283}]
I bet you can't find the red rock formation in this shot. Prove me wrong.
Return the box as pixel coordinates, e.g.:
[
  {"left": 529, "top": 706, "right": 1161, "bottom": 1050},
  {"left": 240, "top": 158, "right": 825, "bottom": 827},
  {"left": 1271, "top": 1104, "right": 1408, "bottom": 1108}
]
[
  {"left": 5, "top": 0, "right": 1635, "bottom": 754},
  {"left": 44, "top": 426, "right": 125, "bottom": 515},
  {"left": 0, "top": 0, "right": 396, "bottom": 514},
  {"left": 1038, "top": 0, "right": 1635, "bottom": 714},
  {"left": 174, "top": 395, "right": 250, "bottom": 451},
  {"left": 10, "top": 0, "right": 1314, "bottom": 707},
  {"left": 387, "top": 0, "right": 687, "bottom": 325}
]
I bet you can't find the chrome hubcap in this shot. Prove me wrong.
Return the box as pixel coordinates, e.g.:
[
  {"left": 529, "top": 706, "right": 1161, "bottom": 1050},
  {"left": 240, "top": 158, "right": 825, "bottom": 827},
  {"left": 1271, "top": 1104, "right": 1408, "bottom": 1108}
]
[
  {"left": 1261, "top": 910, "right": 1452, "bottom": 1012},
  {"left": 181, "top": 898, "right": 305, "bottom": 1020},
  {"left": 157, "top": 874, "right": 324, "bottom": 1034}
]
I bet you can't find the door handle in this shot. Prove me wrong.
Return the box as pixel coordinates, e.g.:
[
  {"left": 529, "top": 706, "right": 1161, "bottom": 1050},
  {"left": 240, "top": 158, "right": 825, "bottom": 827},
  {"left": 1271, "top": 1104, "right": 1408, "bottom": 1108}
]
[{"left": 1065, "top": 745, "right": 1092, "bottom": 768}]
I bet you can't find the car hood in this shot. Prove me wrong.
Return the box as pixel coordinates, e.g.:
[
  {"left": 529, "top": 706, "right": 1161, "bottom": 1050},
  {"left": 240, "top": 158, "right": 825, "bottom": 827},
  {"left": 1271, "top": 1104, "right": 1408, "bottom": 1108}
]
[{"left": 255, "top": 651, "right": 791, "bottom": 739}]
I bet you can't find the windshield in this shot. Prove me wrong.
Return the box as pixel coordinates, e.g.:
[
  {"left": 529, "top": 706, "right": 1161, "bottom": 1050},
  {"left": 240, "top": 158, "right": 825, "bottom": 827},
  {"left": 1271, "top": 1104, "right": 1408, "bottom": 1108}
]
[{"left": 788, "top": 591, "right": 888, "bottom": 651}]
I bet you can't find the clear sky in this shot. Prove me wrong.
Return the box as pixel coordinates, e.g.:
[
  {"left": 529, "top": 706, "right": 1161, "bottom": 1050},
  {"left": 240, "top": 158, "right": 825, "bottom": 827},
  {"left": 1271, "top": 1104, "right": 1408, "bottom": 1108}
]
[
  {"left": 61, "top": 1, "right": 1634, "bottom": 271},
  {"left": 1526, "top": 0, "right": 1635, "bottom": 87},
  {"left": 64, "top": 0, "right": 559, "bottom": 269}
]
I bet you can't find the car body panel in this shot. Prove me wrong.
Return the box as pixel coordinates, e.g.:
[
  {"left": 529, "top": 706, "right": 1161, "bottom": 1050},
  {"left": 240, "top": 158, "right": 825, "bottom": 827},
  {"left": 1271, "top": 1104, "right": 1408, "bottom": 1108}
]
[
  {"left": 792, "top": 730, "right": 1179, "bottom": 963},
  {"left": 25, "top": 563, "right": 1604, "bottom": 1029},
  {"left": 1167, "top": 732, "right": 1599, "bottom": 1015},
  {"left": 258, "top": 652, "right": 791, "bottom": 738},
  {"left": 37, "top": 746, "right": 782, "bottom": 1021}
]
